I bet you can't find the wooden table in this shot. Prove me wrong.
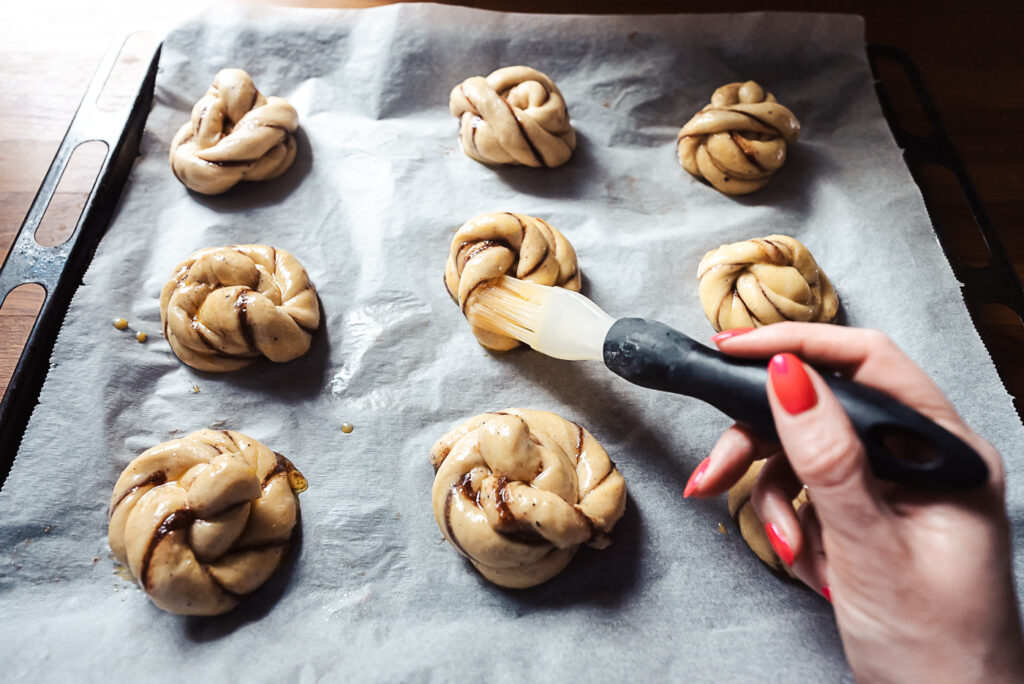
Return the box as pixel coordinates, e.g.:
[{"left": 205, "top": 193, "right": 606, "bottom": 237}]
[{"left": 2, "top": 0, "right": 1022, "bottom": 413}]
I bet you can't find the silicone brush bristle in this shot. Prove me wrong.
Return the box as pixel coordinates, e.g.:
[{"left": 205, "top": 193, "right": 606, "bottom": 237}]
[
  {"left": 468, "top": 277, "right": 548, "bottom": 347},
  {"left": 467, "top": 276, "right": 613, "bottom": 360}
]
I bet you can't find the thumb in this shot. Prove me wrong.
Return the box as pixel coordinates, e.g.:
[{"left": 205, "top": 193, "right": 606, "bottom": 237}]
[{"left": 766, "top": 353, "right": 888, "bottom": 540}]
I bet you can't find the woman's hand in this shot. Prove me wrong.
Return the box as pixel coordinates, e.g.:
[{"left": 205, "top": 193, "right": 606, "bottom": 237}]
[{"left": 685, "top": 323, "right": 1024, "bottom": 683}]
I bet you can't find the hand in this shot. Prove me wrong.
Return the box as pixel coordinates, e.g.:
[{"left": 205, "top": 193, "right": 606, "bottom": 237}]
[{"left": 685, "top": 323, "right": 1024, "bottom": 683}]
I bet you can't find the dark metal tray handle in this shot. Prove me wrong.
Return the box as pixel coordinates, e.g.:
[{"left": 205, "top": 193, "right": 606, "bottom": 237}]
[
  {"left": 868, "top": 45, "right": 1024, "bottom": 320},
  {"left": 0, "top": 34, "right": 161, "bottom": 481}
]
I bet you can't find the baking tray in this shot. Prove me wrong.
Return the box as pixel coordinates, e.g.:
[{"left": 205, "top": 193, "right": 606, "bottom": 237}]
[{"left": 0, "top": 33, "right": 1021, "bottom": 489}]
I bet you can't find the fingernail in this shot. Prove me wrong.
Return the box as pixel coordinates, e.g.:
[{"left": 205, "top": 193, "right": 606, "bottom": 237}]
[
  {"left": 711, "top": 327, "right": 755, "bottom": 345},
  {"left": 683, "top": 457, "right": 710, "bottom": 498},
  {"left": 768, "top": 353, "right": 818, "bottom": 415},
  {"left": 764, "top": 521, "right": 795, "bottom": 566},
  {"left": 822, "top": 586, "right": 832, "bottom": 602}
]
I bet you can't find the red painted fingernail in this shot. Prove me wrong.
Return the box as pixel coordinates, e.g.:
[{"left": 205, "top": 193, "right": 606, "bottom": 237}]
[
  {"left": 711, "top": 327, "right": 755, "bottom": 345},
  {"left": 764, "top": 521, "right": 795, "bottom": 566},
  {"left": 683, "top": 457, "right": 710, "bottom": 498},
  {"left": 822, "top": 586, "right": 832, "bottom": 602},
  {"left": 768, "top": 353, "right": 818, "bottom": 415}
]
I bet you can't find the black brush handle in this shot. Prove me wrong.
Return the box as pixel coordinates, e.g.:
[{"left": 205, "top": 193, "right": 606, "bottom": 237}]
[{"left": 603, "top": 318, "right": 988, "bottom": 489}]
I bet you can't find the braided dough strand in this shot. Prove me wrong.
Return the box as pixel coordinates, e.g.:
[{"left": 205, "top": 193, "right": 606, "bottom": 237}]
[
  {"left": 170, "top": 68, "right": 299, "bottom": 195},
  {"left": 444, "top": 212, "right": 581, "bottom": 351},
  {"left": 698, "top": 234, "right": 838, "bottom": 332},
  {"left": 108, "top": 430, "right": 305, "bottom": 615},
  {"left": 450, "top": 66, "right": 576, "bottom": 168},
  {"left": 431, "top": 409, "right": 626, "bottom": 588},
  {"left": 677, "top": 81, "right": 800, "bottom": 195},
  {"left": 160, "top": 244, "right": 320, "bottom": 372}
]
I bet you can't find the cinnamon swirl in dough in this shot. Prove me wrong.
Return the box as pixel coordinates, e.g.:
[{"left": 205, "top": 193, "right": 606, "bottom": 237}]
[
  {"left": 108, "top": 430, "right": 306, "bottom": 615},
  {"left": 449, "top": 66, "right": 576, "bottom": 168},
  {"left": 698, "top": 235, "right": 838, "bottom": 332},
  {"left": 170, "top": 68, "right": 299, "bottom": 195},
  {"left": 431, "top": 409, "right": 626, "bottom": 588},
  {"left": 728, "top": 460, "right": 807, "bottom": 577},
  {"left": 677, "top": 81, "right": 800, "bottom": 195},
  {"left": 444, "top": 212, "right": 581, "bottom": 351},
  {"left": 160, "top": 244, "right": 320, "bottom": 372}
]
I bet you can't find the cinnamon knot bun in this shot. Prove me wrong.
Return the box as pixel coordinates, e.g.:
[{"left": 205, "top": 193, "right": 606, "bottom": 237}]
[
  {"left": 444, "top": 212, "right": 581, "bottom": 351},
  {"left": 677, "top": 81, "right": 800, "bottom": 195},
  {"left": 431, "top": 409, "right": 627, "bottom": 588},
  {"left": 108, "top": 430, "right": 307, "bottom": 615},
  {"left": 449, "top": 66, "right": 576, "bottom": 168},
  {"left": 698, "top": 234, "right": 838, "bottom": 332},
  {"left": 160, "top": 244, "right": 320, "bottom": 372},
  {"left": 170, "top": 68, "right": 299, "bottom": 195}
]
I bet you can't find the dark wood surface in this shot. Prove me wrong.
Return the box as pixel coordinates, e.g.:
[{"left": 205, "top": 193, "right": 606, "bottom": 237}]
[{"left": 2, "top": 0, "right": 1022, "bottom": 413}]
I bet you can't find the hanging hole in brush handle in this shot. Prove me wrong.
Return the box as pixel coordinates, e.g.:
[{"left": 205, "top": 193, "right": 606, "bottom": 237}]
[
  {"left": 603, "top": 318, "right": 989, "bottom": 489},
  {"left": 821, "top": 374, "right": 988, "bottom": 487}
]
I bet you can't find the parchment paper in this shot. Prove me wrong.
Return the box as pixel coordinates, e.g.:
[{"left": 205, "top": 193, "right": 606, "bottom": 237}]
[{"left": 1, "top": 5, "right": 1021, "bottom": 682}]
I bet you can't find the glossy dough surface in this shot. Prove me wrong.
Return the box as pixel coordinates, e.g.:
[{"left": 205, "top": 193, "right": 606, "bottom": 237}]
[
  {"left": 677, "top": 81, "right": 800, "bottom": 195},
  {"left": 698, "top": 234, "right": 838, "bottom": 332},
  {"left": 160, "top": 244, "right": 320, "bottom": 372},
  {"left": 170, "top": 68, "right": 299, "bottom": 195},
  {"left": 727, "top": 460, "right": 807, "bottom": 578},
  {"left": 108, "top": 430, "right": 305, "bottom": 615},
  {"left": 430, "top": 409, "right": 627, "bottom": 588},
  {"left": 450, "top": 66, "right": 576, "bottom": 168},
  {"left": 444, "top": 212, "right": 581, "bottom": 351}
]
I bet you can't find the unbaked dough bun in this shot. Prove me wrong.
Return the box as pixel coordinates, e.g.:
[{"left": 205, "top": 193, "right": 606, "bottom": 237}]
[
  {"left": 727, "top": 460, "right": 807, "bottom": 577},
  {"left": 444, "top": 212, "right": 581, "bottom": 351},
  {"left": 108, "top": 430, "right": 306, "bottom": 615},
  {"left": 449, "top": 66, "right": 576, "bottom": 168},
  {"left": 698, "top": 234, "right": 838, "bottom": 332},
  {"left": 677, "top": 81, "right": 800, "bottom": 195},
  {"left": 160, "top": 244, "right": 320, "bottom": 372},
  {"left": 170, "top": 68, "right": 299, "bottom": 195},
  {"left": 430, "top": 409, "right": 627, "bottom": 588}
]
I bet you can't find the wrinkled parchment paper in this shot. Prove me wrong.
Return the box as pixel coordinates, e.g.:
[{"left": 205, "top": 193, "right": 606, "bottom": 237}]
[{"left": 2, "top": 5, "right": 1021, "bottom": 681}]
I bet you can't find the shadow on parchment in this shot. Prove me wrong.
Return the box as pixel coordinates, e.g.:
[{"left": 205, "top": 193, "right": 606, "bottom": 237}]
[
  {"left": 726, "top": 143, "right": 837, "bottom": 215},
  {"left": 489, "top": 130, "right": 602, "bottom": 199},
  {"left": 187, "top": 127, "right": 314, "bottom": 211},
  {"left": 194, "top": 298, "right": 332, "bottom": 402},
  {"left": 833, "top": 298, "right": 849, "bottom": 328},
  {"left": 183, "top": 515, "right": 304, "bottom": 642},
  {"left": 490, "top": 490, "right": 645, "bottom": 610}
]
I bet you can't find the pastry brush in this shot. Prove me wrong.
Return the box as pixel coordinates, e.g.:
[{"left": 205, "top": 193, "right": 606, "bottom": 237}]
[{"left": 468, "top": 276, "right": 988, "bottom": 489}]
